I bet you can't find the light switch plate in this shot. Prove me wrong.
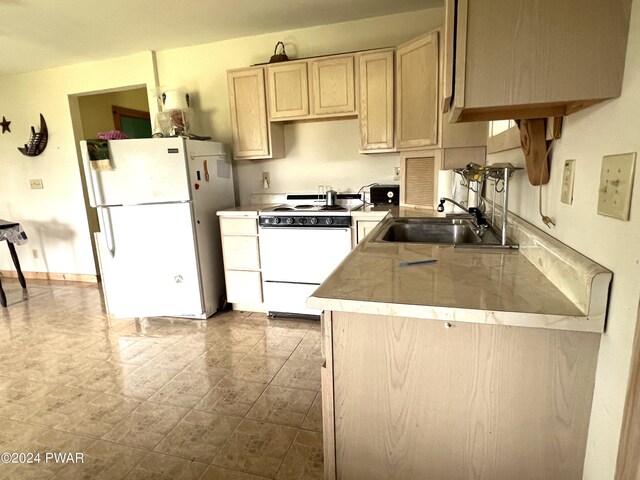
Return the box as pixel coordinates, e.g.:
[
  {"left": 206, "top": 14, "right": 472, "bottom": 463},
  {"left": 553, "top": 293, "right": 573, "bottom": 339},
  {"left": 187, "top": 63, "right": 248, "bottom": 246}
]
[
  {"left": 560, "top": 159, "right": 575, "bottom": 204},
  {"left": 597, "top": 152, "right": 636, "bottom": 220}
]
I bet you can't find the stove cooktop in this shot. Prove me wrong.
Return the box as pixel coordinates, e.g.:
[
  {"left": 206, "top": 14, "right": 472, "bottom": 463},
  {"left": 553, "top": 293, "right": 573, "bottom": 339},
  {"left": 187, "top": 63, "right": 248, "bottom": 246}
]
[
  {"left": 259, "top": 193, "right": 361, "bottom": 228},
  {"left": 259, "top": 193, "right": 362, "bottom": 216},
  {"left": 267, "top": 204, "right": 349, "bottom": 213}
]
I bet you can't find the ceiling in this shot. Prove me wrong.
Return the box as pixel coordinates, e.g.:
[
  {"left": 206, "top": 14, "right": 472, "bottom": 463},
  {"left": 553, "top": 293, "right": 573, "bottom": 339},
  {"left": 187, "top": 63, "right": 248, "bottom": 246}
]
[{"left": 0, "top": 0, "right": 442, "bottom": 77}]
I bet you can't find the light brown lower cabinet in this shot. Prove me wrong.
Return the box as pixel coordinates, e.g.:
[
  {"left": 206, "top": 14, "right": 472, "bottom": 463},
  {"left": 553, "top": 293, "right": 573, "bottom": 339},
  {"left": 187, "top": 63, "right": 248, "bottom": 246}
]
[
  {"left": 322, "top": 311, "right": 600, "bottom": 480},
  {"left": 219, "top": 215, "right": 264, "bottom": 309}
]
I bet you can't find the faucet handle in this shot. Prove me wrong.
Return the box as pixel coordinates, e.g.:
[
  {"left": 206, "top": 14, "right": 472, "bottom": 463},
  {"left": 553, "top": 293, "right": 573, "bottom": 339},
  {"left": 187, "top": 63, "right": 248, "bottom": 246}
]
[
  {"left": 468, "top": 207, "right": 487, "bottom": 226},
  {"left": 437, "top": 198, "right": 445, "bottom": 212}
]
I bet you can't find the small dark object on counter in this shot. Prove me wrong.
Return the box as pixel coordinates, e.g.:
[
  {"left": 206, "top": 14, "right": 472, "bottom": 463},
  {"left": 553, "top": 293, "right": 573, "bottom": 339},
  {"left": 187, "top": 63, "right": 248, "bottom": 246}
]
[{"left": 399, "top": 259, "right": 438, "bottom": 267}]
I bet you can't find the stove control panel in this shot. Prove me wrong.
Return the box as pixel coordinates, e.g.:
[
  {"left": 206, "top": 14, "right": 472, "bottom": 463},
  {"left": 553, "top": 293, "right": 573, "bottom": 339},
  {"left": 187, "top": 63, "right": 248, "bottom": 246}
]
[{"left": 259, "top": 215, "right": 351, "bottom": 228}]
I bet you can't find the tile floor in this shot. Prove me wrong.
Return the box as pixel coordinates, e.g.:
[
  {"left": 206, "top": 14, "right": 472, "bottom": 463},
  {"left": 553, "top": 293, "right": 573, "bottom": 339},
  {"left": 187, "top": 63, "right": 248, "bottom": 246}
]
[{"left": 0, "top": 278, "right": 324, "bottom": 479}]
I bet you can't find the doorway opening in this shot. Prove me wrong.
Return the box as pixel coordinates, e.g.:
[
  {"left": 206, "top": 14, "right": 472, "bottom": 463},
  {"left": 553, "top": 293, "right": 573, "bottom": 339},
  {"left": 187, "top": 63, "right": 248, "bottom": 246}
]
[{"left": 68, "top": 86, "right": 153, "bottom": 280}]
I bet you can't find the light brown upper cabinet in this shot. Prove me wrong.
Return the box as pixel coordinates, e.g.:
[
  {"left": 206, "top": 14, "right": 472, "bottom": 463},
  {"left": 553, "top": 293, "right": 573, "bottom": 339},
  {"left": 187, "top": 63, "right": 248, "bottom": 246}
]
[
  {"left": 227, "top": 67, "right": 284, "bottom": 160},
  {"left": 395, "top": 28, "right": 488, "bottom": 166},
  {"left": 310, "top": 55, "right": 356, "bottom": 116},
  {"left": 396, "top": 32, "right": 440, "bottom": 150},
  {"left": 266, "top": 62, "right": 310, "bottom": 120},
  {"left": 358, "top": 49, "right": 395, "bottom": 152},
  {"left": 446, "top": 0, "right": 633, "bottom": 122}
]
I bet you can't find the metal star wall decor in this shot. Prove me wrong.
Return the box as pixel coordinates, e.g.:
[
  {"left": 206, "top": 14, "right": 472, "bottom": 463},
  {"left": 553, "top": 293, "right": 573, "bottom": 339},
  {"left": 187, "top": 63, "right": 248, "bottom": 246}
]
[{"left": 0, "top": 116, "right": 10, "bottom": 133}]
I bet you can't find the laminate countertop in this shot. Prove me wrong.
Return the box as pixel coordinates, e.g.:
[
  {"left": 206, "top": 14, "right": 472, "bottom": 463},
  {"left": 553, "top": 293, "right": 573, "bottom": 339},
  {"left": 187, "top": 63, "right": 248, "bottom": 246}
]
[{"left": 308, "top": 209, "right": 612, "bottom": 333}]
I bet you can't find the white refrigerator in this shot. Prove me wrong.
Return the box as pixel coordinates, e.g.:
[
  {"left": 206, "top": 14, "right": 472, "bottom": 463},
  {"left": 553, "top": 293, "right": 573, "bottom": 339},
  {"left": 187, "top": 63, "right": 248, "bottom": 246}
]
[{"left": 81, "top": 137, "right": 235, "bottom": 319}]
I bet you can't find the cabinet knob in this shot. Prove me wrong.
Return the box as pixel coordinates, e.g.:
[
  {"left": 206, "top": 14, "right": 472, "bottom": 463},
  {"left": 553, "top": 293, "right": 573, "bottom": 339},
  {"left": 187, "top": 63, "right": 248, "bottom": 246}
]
[{"left": 444, "top": 322, "right": 452, "bottom": 329}]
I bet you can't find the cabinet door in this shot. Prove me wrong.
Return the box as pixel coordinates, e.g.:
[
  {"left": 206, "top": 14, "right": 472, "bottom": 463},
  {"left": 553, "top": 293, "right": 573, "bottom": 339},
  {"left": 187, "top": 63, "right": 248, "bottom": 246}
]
[
  {"left": 400, "top": 149, "right": 441, "bottom": 209},
  {"left": 356, "top": 220, "right": 381, "bottom": 245},
  {"left": 227, "top": 67, "right": 271, "bottom": 159},
  {"left": 396, "top": 31, "right": 439, "bottom": 150},
  {"left": 358, "top": 50, "right": 395, "bottom": 152},
  {"left": 267, "top": 62, "right": 310, "bottom": 120},
  {"left": 220, "top": 217, "right": 258, "bottom": 236},
  {"left": 311, "top": 56, "right": 356, "bottom": 116},
  {"left": 225, "top": 270, "right": 263, "bottom": 304},
  {"left": 332, "top": 312, "right": 599, "bottom": 480},
  {"left": 442, "top": 0, "right": 456, "bottom": 113},
  {"left": 222, "top": 235, "right": 260, "bottom": 271},
  {"left": 450, "top": 0, "right": 632, "bottom": 122}
]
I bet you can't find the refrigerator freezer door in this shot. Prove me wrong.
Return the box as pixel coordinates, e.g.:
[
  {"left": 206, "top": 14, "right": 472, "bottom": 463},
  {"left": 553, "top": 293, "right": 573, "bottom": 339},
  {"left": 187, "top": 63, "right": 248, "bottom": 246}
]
[
  {"left": 82, "top": 138, "right": 191, "bottom": 207},
  {"left": 96, "top": 202, "right": 205, "bottom": 318}
]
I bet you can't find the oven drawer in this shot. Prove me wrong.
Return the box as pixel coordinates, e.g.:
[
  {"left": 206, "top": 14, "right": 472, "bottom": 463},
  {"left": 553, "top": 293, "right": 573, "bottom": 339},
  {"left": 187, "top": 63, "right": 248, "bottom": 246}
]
[
  {"left": 263, "top": 281, "right": 322, "bottom": 316},
  {"left": 259, "top": 227, "right": 351, "bottom": 284}
]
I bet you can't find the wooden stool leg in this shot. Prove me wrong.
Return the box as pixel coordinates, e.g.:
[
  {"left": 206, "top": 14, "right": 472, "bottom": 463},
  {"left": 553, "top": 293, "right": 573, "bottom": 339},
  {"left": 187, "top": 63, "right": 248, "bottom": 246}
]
[
  {"left": 7, "top": 242, "right": 26, "bottom": 289},
  {"left": 0, "top": 276, "right": 6, "bottom": 308}
]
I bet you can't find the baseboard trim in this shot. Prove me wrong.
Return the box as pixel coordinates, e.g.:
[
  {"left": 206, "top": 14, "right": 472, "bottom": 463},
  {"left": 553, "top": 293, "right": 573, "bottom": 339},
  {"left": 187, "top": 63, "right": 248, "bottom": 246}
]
[{"left": 0, "top": 270, "right": 98, "bottom": 283}]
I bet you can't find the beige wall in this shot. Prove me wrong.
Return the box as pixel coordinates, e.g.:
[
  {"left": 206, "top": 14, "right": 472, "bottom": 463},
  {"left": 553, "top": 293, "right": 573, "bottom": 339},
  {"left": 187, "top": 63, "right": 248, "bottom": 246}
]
[
  {"left": 78, "top": 87, "right": 149, "bottom": 139},
  {"left": 155, "top": 8, "right": 444, "bottom": 205},
  {"left": 0, "top": 51, "right": 157, "bottom": 275},
  {"left": 487, "top": 2, "right": 640, "bottom": 478}
]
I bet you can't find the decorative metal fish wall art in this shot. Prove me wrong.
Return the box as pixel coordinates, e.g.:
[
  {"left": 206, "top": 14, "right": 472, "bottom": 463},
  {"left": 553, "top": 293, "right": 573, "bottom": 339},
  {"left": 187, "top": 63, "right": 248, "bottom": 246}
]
[{"left": 18, "top": 114, "right": 48, "bottom": 157}]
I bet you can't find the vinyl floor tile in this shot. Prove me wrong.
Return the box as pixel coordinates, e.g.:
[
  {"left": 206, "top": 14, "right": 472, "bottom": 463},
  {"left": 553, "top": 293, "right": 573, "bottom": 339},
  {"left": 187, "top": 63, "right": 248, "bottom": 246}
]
[
  {"left": 52, "top": 439, "right": 147, "bottom": 480},
  {"left": 111, "top": 365, "right": 178, "bottom": 401},
  {"left": 212, "top": 419, "right": 298, "bottom": 477},
  {"left": 270, "top": 360, "right": 321, "bottom": 392},
  {"left": 247, "top": 335, "right": 303, "bottom": 359},
  {"left": 148, "top": 371, "right": 221, "bottom": 409},
  {"left": 62, "top": 393, "right": 142, "bottom": 438},
  {"left": 201, "top": 465, "right": 271, "bottom": 480},
  {"left": 276, "top": 430, "right": 323, "bottom": 480},
  {"left": 102, "top": 402, "right": 189, "bottom": 450},
  {"left": 247, "top": 386, "right": 316, "bottom": 428},
  {"left": 124, "top": 451, "right": 207, "bottom": 480},
  {"left": 226, "top": 355, "right": 287, "bottom": 385},
  {"left": 154, "top": 409, "right": 241, "bottom": 462},
  {"left": 301, "top": 392, "right": 323, "bottom": 432},
  {"left": 195, "top": 378, "right": 267, "bottom": 417}
]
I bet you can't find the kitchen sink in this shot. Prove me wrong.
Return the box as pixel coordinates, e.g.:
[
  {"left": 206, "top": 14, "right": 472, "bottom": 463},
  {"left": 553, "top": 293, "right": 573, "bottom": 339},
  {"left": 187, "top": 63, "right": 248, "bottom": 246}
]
[{"left": 372, "top": 217, "right": 502, "bottom": 246}]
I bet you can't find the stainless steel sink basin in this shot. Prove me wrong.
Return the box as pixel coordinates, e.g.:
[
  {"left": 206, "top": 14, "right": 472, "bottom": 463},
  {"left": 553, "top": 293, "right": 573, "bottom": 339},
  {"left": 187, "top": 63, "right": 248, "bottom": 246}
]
[{"left": 372, "top": 217, "right": 502, "bottom": 246}]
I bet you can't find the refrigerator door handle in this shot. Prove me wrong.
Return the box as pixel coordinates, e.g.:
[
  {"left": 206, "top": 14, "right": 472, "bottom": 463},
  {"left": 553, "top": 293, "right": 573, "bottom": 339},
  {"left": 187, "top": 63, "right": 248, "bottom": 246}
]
[
  {"left": 99, "top": 207, "right": 116, "bottom": 258},
  {"left": 80, "top": 141, "right": 99, "bottom": 208}
]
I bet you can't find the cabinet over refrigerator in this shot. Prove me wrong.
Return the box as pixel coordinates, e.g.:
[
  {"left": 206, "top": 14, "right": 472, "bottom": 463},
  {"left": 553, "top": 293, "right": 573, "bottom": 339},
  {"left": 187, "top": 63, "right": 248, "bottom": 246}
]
[{"left": 81, "top": 137, "right": 234, "bottom": 319}]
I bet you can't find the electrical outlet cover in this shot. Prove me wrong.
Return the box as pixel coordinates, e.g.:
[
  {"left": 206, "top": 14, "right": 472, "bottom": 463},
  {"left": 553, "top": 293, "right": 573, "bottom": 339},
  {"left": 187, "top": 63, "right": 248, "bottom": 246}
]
[
  {"left": 29, "top": 178, "right": 44, "bottom": 189},
  {"left": 597, "top": 152, "right": 636, "bottom": 220},
  {"left": 560, "top": 159, "right": 575, "bottom": 204}
]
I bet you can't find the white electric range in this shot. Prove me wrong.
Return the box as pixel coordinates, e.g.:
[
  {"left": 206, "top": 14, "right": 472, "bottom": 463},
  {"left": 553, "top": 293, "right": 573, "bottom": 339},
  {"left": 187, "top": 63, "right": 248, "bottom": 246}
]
[{"left": 258, "top": 193, "right": 362, "bottom": 319}]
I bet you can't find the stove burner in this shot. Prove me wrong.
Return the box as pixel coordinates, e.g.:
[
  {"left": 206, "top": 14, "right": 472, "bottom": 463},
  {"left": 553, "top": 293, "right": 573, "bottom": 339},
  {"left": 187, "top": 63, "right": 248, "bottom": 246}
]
[
  {"left": 320, "top": 205, "right": 347, "bottom": 211},
  {"left": 295, "top": 205, "right": 315, "bottom": 209},
  {"left": 274, "top": 207, "right": 294, "bottom": 211}
]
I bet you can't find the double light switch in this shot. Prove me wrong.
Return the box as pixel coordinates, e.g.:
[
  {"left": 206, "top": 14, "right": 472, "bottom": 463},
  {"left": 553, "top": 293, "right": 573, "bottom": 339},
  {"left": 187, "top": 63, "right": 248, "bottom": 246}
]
[{"left": 597, "top": 152, "right": 636, "bottom": 220}]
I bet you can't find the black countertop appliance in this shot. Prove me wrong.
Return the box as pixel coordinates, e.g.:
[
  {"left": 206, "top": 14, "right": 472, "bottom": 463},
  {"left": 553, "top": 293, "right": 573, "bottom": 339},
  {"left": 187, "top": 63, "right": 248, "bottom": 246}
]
[{"left": 370, "top": 184, "right": 400, "bottom": 205}]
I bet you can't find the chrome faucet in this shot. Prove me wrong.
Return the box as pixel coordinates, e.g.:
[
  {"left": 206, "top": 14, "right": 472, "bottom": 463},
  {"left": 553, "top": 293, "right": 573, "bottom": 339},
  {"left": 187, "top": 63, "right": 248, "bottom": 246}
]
[
  {"left": 437, "top": 197, "right": 468, "bottom": 213},
  {"left": 437, "top": 198, "right": 487, "bottom": 227}
]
